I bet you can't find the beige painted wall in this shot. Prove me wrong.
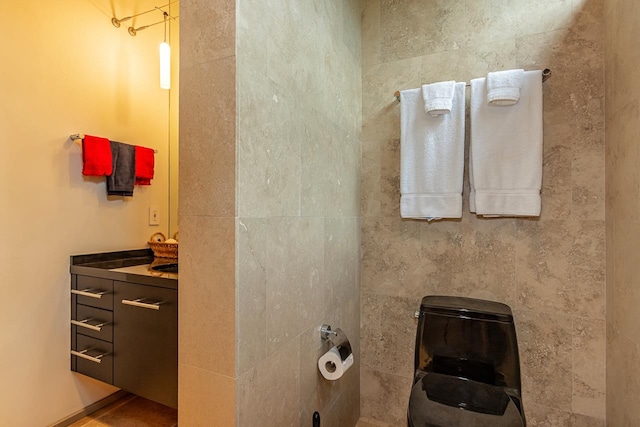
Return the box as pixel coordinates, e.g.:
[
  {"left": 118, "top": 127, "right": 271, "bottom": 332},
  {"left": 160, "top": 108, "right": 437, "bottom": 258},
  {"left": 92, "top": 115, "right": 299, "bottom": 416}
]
[
  {"left": 235, "top": 0, "right": 363, "bottom": 425},
  {"left": 360, "top": 1, "right": 606, "bottom": 426},
  {"left": 604, "top": 0, "right": 640, "bottom": 424},
  {"left": 0, "top": 1, "right": 174, "bottom": 425}
]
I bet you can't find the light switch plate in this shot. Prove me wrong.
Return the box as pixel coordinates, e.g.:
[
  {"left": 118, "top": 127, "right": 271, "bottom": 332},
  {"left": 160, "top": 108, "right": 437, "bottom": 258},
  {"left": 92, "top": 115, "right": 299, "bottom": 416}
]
[{"left": 149, "top": 206, "right": 160, "bottom": 226}]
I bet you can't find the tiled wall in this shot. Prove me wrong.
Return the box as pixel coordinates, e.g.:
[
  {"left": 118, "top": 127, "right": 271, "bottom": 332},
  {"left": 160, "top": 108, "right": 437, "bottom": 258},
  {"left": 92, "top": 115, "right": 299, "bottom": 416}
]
[
  {"left": 179, "top": 0, "right": 237, "bottom": 425},
  {"left": 360, "top": 1, "right": 606, "bottom": 426},
  {"left": 604, "top": 0, "right": 640, "bottom": 424},
  {"left": 236, "top": 1, "right": 362, "bottom": 426}
]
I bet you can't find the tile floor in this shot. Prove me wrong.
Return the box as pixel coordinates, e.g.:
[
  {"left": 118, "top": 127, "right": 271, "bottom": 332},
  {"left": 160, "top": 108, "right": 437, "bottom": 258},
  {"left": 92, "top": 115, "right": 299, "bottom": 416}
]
[
  {"left": 355, "top": 418, "right": 396, "bottom": 427},
  {"left": 69, "top": 394, "right": 385, "bottom": 427},
  {"left": 69, "top": 394, "right": 177, "bottom": 427}
]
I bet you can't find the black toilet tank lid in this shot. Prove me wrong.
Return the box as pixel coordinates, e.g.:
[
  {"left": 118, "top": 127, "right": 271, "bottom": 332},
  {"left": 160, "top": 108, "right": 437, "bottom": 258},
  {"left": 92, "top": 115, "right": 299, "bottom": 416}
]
[{"left": 420, "top": 296, "right": 513, "bottom": 322}]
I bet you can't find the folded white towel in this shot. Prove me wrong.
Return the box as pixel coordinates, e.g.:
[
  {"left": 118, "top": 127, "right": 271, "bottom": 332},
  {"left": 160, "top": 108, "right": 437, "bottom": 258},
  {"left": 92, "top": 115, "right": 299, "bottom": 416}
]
[
  {"left": 469, "top": 70, "right": 543, "bottom": 217},
  {"left": 486, "top": 69, "right": 524, "bottom": 106},
  {"left": 400, "top": 82, "right": 466, "bottom": 220},
  {"left": 421, "top": 80, "right": 456, "bottom": 117}
]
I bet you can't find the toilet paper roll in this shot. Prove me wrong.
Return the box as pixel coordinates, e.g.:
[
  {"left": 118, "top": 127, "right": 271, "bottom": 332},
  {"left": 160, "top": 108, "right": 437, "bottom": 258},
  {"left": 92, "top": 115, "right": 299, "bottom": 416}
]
[{"left": 318, "top": 346, "right": 354, "bottom": 381}]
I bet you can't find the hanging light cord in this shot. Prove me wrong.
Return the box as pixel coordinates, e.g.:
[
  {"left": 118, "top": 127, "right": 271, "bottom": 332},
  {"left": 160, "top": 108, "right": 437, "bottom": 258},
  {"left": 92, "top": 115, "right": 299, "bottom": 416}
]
[{"left": 163, "top": 11, "right": 168, "bottom": 43}]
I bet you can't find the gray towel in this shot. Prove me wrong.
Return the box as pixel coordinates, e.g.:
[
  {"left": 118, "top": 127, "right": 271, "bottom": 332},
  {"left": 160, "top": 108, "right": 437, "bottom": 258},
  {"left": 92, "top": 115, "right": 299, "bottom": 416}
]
[{"left": 107, "top": 141, "right": 136, "bottom": 196}]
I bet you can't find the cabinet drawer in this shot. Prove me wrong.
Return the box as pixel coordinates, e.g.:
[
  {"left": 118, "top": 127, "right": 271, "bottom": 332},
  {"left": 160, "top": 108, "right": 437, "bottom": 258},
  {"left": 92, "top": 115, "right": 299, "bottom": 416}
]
[
  {"left": 72, "top": 304, "right": 113, "bottom": 342},
  {"left": 72, "top": 334, "right": 113, "bottom": 384},
  {"left": 73, "top": 276, "right": 113, "bottom": 310}
]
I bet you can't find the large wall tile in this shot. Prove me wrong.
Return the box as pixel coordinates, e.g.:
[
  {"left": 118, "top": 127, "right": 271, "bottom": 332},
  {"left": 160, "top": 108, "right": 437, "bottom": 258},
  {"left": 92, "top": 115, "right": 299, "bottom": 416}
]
[
  {"left": 360, "top": 292, "right": 382, "bottom": 370},
  {"left": 179, "top": 56, "right": 236, "bottom": 218},
  {"left": 417, "top": 219, "right": 517, "bottom": 306},
  {"left": 322, "top": 369, "right": 361, "bottom": 427},
  {"left": 419, "top": 38, "right": 516, "bottom": 84},
  {"left": 608, "top": 0, "right": 640, "bottom": 109},
  {"left": 572, "top": 318, "right": 606, "bottom": 418},
  {"left": 605, "top": 219, "right": 615, "bottom": 326},
  {"left": 606, "top": 324, "right": 640, "bottom": 425},
  {"left": 179, "top": 364, "right": 235, "bottom": 426},
  {"left": 323, "top": 41, "right": 362, "bottom": 134},
  {"left": 324, "top": 217, "right": 359, "bottom": 312},
  {"left": 525, "top": 402, "right": 605, "bottom": 426},
  {"left": 237, "top": 337, "right": 301, "bottom": 427},
  {"left": 378, "top": 296, "right": 418, "bottom": 379},
  {"left": 180, "top": 0, "right": 235, "bottom": 68},
  {"left": 612, "top": 220, "right": 640, "bottom": 343},
  {"left": 606, "top": 101, "right": 640, "bottom": 221},
  {"left": 361, "top": 217, "right": 423, "bottom": 296},
  {"left": 361, "top": 368, "right": 411, "bottom": 426},
  {"left": 266, "top": 0, "right": 325, "bottom": 102},
  {"left": 236, "top": 0, "right": 267, "bottom": 74},
  {"left": 362, "top": 57, "right": 421, "bottom": 141},
  {"left": 465, "top": 218, "right": 517, "bottom": 305},
  {"left": 301, "top": 118, "right": 361, "bottom": 217},
  {"left": 379, "top": 0, "right": 465, "bottom": 62},
  {"left": 362, "top": 0, "right": 381, "bottom": 67},
  {"left": 467, "top": 0, "right": 575, "bottom": 44},
  {"left": 179, "top": 215, "right": 236, "bottom": 377},
  {"left": 574, "top": 0, "right": 604, "bottom": 25},
  {"left": 237, "top": 217, "right": 267, "bottom": 375},
  {"left": 517, "top": 310, "right": 573, "bottom": 410},
  {"left": 265, "top": 217, "right": 325, "bottom": 356},
  {"left": 361, "top": 139, "right": 401, "bottom": 219},
  {"left": 542, "top": 143, "right": 572, "bottom": 219},
  {"left": 515, "top": 220, "right": 605, "bottom": 319},
  {"left": 237, "top": 79, "right": 302, "bottom": 218}
]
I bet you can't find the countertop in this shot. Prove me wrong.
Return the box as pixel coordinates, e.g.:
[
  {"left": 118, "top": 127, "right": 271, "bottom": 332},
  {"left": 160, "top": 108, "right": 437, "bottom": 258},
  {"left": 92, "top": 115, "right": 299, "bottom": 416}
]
[{"left": 70, "top": 248, "right": 177, "bottom": 290}]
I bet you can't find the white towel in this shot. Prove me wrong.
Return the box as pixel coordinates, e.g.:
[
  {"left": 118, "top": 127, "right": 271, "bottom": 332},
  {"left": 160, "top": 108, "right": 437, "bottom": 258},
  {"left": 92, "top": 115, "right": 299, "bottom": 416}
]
[
  {"left": 421, "top": 81, "right": 456, "bottom": 117},
  {"left": 469, "top": 70, "right": 543, "bottom": 217},
  {"left": 400, "top": 82, "right": 466, "bottom": 220},
  {"left": 486, "top": 69, "right": 524, "bottom": 106}
]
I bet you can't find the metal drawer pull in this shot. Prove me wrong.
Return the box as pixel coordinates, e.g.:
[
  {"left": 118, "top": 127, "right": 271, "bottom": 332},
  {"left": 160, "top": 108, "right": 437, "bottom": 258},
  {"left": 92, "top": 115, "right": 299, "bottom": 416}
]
[
  {"left": 71, "top": 349, "right": 107, "bottom": 364},
  {"left": 71, "top": 288, "right": 108, "bottom": 299},
  {"left": 122, "top": 298, "right": 161, "bottom": 310},
  {"left": 71, "top": 319, "right": 107, "bottom": 332}
]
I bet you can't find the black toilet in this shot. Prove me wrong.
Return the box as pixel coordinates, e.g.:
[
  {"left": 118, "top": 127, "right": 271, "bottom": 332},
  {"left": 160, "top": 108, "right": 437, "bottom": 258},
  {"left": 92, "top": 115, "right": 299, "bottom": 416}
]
[{"left": 407, "top": 296, "right": 526, "bottom": 427}]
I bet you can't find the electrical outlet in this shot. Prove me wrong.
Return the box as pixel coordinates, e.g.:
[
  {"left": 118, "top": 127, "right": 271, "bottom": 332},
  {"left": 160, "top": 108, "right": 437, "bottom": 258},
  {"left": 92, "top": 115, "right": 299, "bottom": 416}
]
[{"left": 149, "top": 206, "right": 160, "bottom": 226}]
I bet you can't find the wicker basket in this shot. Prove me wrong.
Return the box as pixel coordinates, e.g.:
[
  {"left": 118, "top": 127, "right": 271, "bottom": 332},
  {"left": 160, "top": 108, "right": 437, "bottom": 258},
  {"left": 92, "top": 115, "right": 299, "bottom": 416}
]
[{"left": 148, "top": 232, "right": 178, "bottom": 259}]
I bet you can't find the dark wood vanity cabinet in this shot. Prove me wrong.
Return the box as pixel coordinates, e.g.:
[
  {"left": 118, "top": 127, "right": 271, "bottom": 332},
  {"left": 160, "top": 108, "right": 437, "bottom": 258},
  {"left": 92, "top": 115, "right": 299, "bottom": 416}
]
[
  {"left": 71, "top": 273, "right": 177, "bottom": 409},
  {"left": 113, "top": 281, "right": 177, "bottom": 408}
]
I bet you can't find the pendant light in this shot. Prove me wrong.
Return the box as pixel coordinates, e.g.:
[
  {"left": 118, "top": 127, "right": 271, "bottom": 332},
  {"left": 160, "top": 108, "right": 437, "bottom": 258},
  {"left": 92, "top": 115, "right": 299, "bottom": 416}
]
[
  {"left": 159, "top": 11, "right": 171, "bottom": 90},
  {"left": 112, "top": 2, "right": 178, "bottom": 90}
]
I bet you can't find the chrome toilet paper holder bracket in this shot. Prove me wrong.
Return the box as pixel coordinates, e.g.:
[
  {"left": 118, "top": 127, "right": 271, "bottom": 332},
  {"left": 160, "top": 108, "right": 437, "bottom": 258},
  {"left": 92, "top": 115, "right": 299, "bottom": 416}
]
[
  {"left": 320, "top": 324, "right": 352, "bottom": 355},
  {"left": 320, "top": 324, "right": 338, "bottom": 340}
]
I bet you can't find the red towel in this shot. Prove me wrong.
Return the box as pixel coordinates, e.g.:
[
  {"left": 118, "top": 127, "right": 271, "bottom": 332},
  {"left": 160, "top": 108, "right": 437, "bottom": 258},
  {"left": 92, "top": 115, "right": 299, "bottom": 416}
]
[
  {"left": 82, "top": 135, "right": 113, "bottom": 176},
  {"left": 135, "top": 146, "right": 155, "bottom": 185}
]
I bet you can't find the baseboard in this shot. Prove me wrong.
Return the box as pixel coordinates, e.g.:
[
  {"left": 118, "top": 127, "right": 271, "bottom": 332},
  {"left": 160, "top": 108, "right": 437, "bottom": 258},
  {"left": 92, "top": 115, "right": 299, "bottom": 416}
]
[{"left": 49, "top": 390, "right": 128, "bottom": 427}]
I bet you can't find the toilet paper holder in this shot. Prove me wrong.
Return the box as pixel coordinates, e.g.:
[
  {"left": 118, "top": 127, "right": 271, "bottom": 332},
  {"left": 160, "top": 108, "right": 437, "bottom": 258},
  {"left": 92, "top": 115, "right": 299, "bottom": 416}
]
[
  {"left": 318, "top": 324, "right": 354, "bottom": 381},
  {"left": 320, "top": 324, "right": 352, "bottom": 355}
]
